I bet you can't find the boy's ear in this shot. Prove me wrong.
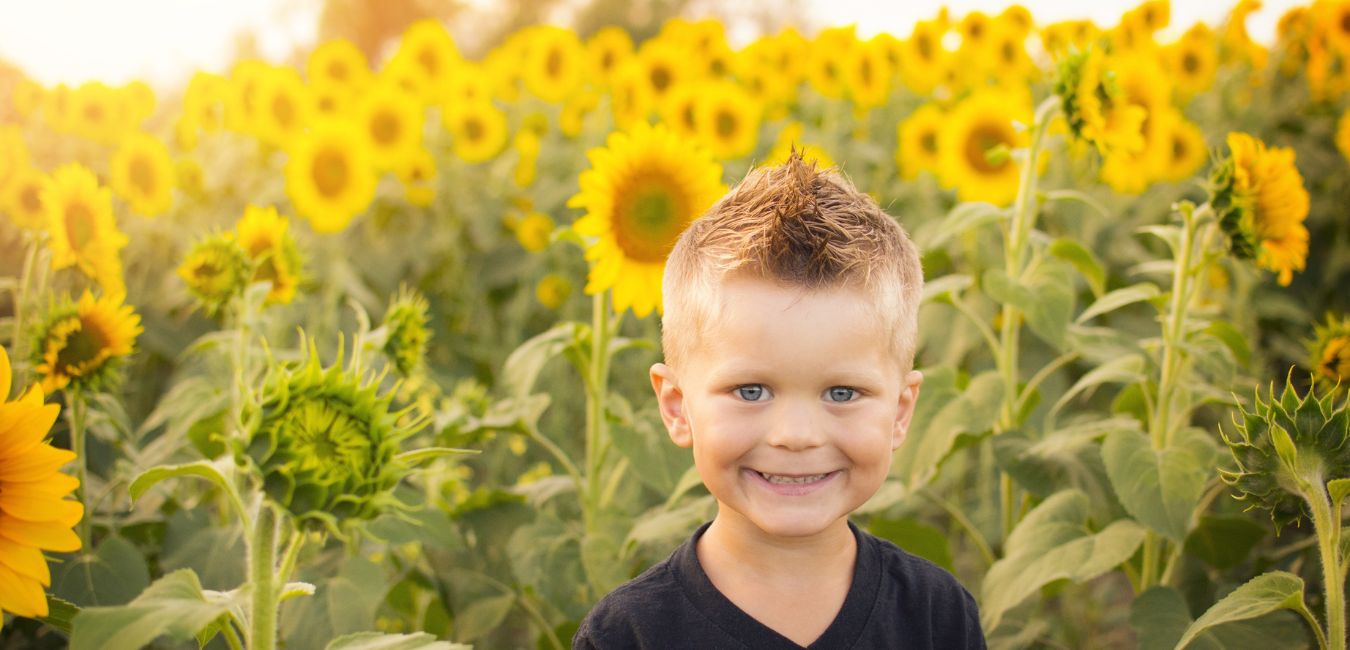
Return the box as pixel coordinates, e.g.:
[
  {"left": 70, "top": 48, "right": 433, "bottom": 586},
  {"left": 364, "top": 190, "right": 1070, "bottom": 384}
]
[
  {"left": 892, "top": 370, "right": 923, "bottom": 451},
  {"left": 650, "top": 362, "right": 692, "bottom": 448}
]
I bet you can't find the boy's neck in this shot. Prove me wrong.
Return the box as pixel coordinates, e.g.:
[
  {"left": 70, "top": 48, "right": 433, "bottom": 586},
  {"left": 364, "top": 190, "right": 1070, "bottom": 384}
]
[{"left": 698, "top": 510, "right": 857, "bottom": 587}]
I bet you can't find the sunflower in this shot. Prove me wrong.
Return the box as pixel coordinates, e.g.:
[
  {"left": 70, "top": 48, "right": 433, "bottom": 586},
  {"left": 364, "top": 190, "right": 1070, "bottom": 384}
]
[
  {"left": 1337, "top": 109, "right": 1350, "bottom": 164},
  {"left": 254, "top": 68, "right": 314, "bottom": 149},
  {"left": 638, "top": 40, "right": 690, "bottom": 103},
  {"left": 658, "top": 82, "right": 702, "bottom": 141},
  {"left": 443, "top": 100, "right": 508, "bottom": 164},
  {"left": 1159, "top": 117, "right": 1207, "bottom": 182},
  {"left": 535, "top": 273, "right": 571, "bottom": 310},
  {"left": 1041, "top": 20, "right": 1100, "bottom": 56},
  {"left": 522, "top": 26, "right": 584, "bottom": 104},
  {"left": 1100, "top": 106, "right": 1175, "bottom": 194},
  {"left": 3, "top": 167, "right": 47, "bottom": 231},
  {"left": 438, "top": 61, "right": 492, "bottom": 107},
  {"left": 235, "top": 205, "right": 302, "bottom": 305},
  {"left": 176, "top": 158, "right": 205, "bottom": 200},
  {"left": 393, "top": 19, "right": 461, "bottom": 104},
  {"left": 982, "top": 21, "right": 1036, "bottom": 83},
  {"left": 69, "top": 82, "right": 121, "bottom": 143},
  {"left": 807, "top": 27, "right": 856, "bottom": 99},
  {"left": 846, "top": 38, "right": 892, "bottom": 110},
  {"left": 1318, "top": 0, "right": 1350, "bottom": 55},
  {"left": 897, "top": 104, "right": 944, "bottom": 179},
  {"left": 1210, "top": 132, "right": 1310, "bottom": 286},
  {"left": 1168, "top": 24, "right": 1218, "bottom": 98},
  {"left": 0, "top": 126, "right": 29, "bottom": 194},
  {"left": 110, "top": 133, "right": 175, "bottom": 218},
  {"left": 380, "top": 286, "right": 431, "bottom": 377},
  {"left": 568, "top": 122, "right": 725, "bottom": 318},
  {"left": 898, "top": 19, "right": 948, "bottom": 94},
  {"left": 285, "top": 119, "right": 377, "bottom": 233},
  {"left": 357, "top": 83, "right": 423, "bottom": 172},
  {"left": 587, "top": 27, "right": 634, "bottom": 84},
  {"left": 121, "top": 81, "right": 156, "bottom": 124},
  {"left": 40, "top": 84, "right": 75, "bottom": 134},
  {"left": 512, "top": 129, "right": 541, "bottom": 189},
  {"left": 938, "top": 89, "right": 1030, "bottom": 206},
  {"left": 183, "top": 71, "right": 228, "bottom": 133},
  {"left": 1126, "top": 0, "right": 1170, "bottom": 34},
  {"left": 225, "top": 60, "right": 270, "bottom": 135},
  {"left": 560, "top": 91, "right": 599, "bottom": 139},
  {"left": 1309, "top": 313, "right": 1350, "bottom": 392},
  {"left": 178, "top": 233, "right": 251, "bottom": 316},
  {"left": 42, "top": 164, "right": 128, "bottom": 293},
  {"left": 32, "top": 291, "right": 141, "bottom": 393},
  {"left": 307, "top": 38, "right": 371, "bottom": 93},
  {"left": 0, "top": 345, "right": 81, "bottom": 624},
  {"left": 11, "top": 77, "right": 43, "bottom": 119},
  {"left": 695, "top": 81, "right": 761, "bottom": 160},
  {"left": 609, "top": 61, "right": 653, "bottom": 130},
  {"left": 765, "top": 122, "right": 836, "bottom": 171},
  {"left": 513, "top": 210, "right": 554, "bottom": 253},
  {"left": 999, "top": 5, "right": 1034, "bottom": 36},
  {"left": 396, "top": 148, "right": 437, "bottom": 207},
  {"left": 1055, "top": 47, "right": 1147, "bottom": 157}
]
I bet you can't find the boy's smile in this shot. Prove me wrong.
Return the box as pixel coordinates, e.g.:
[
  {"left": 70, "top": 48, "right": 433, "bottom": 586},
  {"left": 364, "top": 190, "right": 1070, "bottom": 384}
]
[{"left": 651, "top": 274, "right": 923, "bottom": 540}]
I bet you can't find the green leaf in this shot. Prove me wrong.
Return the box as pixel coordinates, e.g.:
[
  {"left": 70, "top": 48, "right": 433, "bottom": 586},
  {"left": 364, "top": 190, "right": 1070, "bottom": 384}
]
[
  {"left": 502, "top": 321, "right": 586, "bottom": 397},
  {"left": 1049, "top": 238, "right": 1107, "bottom": 298},
  {"left": 1328, "top": 478, "right": 1350, "bottom": 511},
  {"left": 394, "top": 447, "right": 480, "bottom": 466},
  {"left": 921, "top": 273, "right": 974, "bottom": 303},
  {"left": 608, "top": 397, "right": 692, "bottom": 495},
  {"left": 1049, "top": 354, "right": 1147, "bottom": 421},
  {"left": 327, "top": 556, "right": 386, "bottom": 637},
  {"left": 1174, "top": 572, "right": 1310, "bottom": 650},
  {"left": 38, "top": 595, "right": 80, "bottom": 635},
  {"left": 894, "top": 370, "right": 1002, "bottom": 492},
  {"left": 69, "top": 570, "right": 228, "bottom": 650},
  {"left": 982, "top": 269, "right": 1036, "bottom": 315},
  {"left": 128, "top": 459, "right": 236, "bottom": 504},
  {"left": 1138, "top": 224, "right": 1183, "bottom": 257},
  {"left": 628, "top": 496, "right": 716, "bottom": 547},
  {"left": 993, "top": 418, "right": 1137, "bottom": 503},
  {"left": 1131, "top": 587, "right": 1194, "bottom": 650},
  {"left": 1184, "top": 516, "right": 1268, "bottom": 570},
  {"left": 581, "top": 533, "right": 628, "bottom": 597},
  {"left": 1133, "top": 585, "right": 1311, "bottom": 650},
  {"left": 980, "top": 490, "right": 1146, "bottom": 630},
  {"left": 1041, "top": 189, "right": 1112, "bottom": 220},
  {"left": 915, "top": 202, "right": 1007, "bottom": 251},
  {"left": 453, "top": 593, "right": 515, "bottom": 643},
  {"left": 868, "top": 517, "right": 954, "bottom": 573},
  {"left": 53, "top": 536, "right": 151, "bottom": 607},
  {"left": 1205, "top": 321, "right": 1252, "bottom": 366},
  {"left": 326, "top": 631, "right": 469, "bottom": 650},
  {"left": 1021, "top": 263, "right": 1076, "bottom": 351},
  {"left": 1076, "top": 283, "right": 1160, "bottom": 324},
  {"left": 1101, "top": 428, "right": 1214, "bottom": 541}
]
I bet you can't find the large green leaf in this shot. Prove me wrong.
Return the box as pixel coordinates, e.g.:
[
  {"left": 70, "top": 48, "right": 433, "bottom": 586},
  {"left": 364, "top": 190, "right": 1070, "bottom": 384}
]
[
  {"left": 160, "top": 507, "right": 245, "bottom": 590},
  {"left": 915, "top": 202, "right": 1007, "bottom": 251},
  {"left": 581, "top": 533, "right": 628, "bottom": 597},
  {"left": 69, "top": 569, "right": 228, "bottom": 650},
  {"left": 868, "top": 517, "right": 954, "bottom": 573},
  {"left": 1048, "top": 237, "right": 1107, "bottom": 298},
  {"left": 1101, "top": 427, "right": 1217, "bottom": 541},
  {"left": 1174, "top": 572, "right": 1313, "bottom": 650},
  {"left": 606, "top": 394, "right": 692, "bottom": 495},
  {"left": 1075, "top": 283, "right": 1160, "bottom": 324},
  {"left": 1183, "top": 516, "right": 1268, "bottom": 570},
  {"left": 38, "top": 595, "right": 79, "bottom": 635},
  {"left": 53, "top": 536, "right": 151, "bottom": 607},
  {"left": 992, "top": 418, "right": 1136, "bottom": 513},
  {"left": 326, "top": 631, "right": 469, "bottom": 650},
  {"left": 502, "top": 321, "right": 586, "bottom": 397},
  {"left": 981, "top": 490, "right": 1146, "bottom": 630},
  {"left": 893, "top": 370, "right": 1002, "bottom": 492},
  {"left": 128, "top": 459, "right": 244, "bottom": 522}
]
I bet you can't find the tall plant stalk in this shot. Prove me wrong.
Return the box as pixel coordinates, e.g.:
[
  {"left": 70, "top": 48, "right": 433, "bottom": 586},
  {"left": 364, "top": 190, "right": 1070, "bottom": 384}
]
[
  {"left": 249, "top": 503, "right": 279, "bottom": 650},
  {"left": 582, "top": 291, "right": 615, "bottom": 535},
  {"left": 67, "top": 387, "right": 91, "bottom": 550}
]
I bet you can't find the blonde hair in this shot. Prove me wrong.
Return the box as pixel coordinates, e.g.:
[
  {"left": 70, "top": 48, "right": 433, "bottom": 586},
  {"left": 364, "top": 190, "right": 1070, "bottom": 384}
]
[{"left": 661, "top": 151, "right": 924, "bottom": 372}]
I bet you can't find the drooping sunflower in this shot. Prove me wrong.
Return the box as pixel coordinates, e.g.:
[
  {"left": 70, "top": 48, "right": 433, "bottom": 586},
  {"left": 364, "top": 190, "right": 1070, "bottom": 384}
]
[
  {"left": 1210, "top": 132, "right": 1310, "bottom": 286},
  {"left": 396, "top": 148, "right": 437, "bottom": 207},
  {"left": 3, "top": 167, "right": 48, "bottom": 231},
  {"left": 443, "top": 100, "right": 508, "bottom": 164},
  {"left": 938, "top": 89, "right": 1031, "bottom": 206},
  {"left": 586, "top": 26, "right": 634, "bottom": 84},
  {"left": 522, "top": 25, "right": 585, "bottom": 104},
  {"left": 0, "top": 345, "right": 81, "bottom": 625},
  {"left": 285, "top": 119, "right": 378, "bottom": 233},
  {"left": 695, "top": 81, "right": 762, "bottom": 160},
  {"left": 1054, "top": 47, "right": 1147, "bottom": 158},
  {"left": 42, "top": 164, "right": 128, "bottom": 294},
  {"left": 235, "top": 205, "right": 302, "bottom": 305},
  {"left": 357, "top": 82, "right": 423, "bottom": 172},
  {"left": 177, "top": 233, "right": 252, "bottom": 316},
  {"left": 307, "top": 38, "right": 371, "bottom": 94},
  {"left": 1309, "top": 313, "right": 1350, "bottom": 392},
  {"left": 254, "top": 68, "right": 314, "bottom": 149},
  {"left": 897, "top": 104, "right": 944, "bottom": 180},
  {"left": 31, "top": 291, "right": 142, "bottom": 393},
  {"left": 110, "top": 132, "right": 175, "bottom": 218},
  {"left": 568, "top": 122, "right": 726, "bottom": 318},
  {"left": 380, "top": 286, "right": 432, "bottom": 377}
]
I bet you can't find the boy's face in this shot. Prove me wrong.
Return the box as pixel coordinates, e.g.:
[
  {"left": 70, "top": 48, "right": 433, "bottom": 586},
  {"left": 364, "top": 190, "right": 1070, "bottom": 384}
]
[{"left": 651, "top": 275, "right": 923, "bottom": 540}]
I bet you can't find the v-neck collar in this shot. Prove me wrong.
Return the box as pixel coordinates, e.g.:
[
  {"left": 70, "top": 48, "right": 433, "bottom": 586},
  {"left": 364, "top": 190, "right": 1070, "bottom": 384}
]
[{"left": 672, "top": 520, "right": 882, "bottom": 649}]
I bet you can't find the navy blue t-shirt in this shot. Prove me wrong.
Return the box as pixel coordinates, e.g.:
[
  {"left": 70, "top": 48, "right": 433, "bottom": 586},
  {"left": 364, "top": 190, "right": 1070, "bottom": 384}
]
[{"left": 573, "top": 520, "right": 986, "bottom": 649}]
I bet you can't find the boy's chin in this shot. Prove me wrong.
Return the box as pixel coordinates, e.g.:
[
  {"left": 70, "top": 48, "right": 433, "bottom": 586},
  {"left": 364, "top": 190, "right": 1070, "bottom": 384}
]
[{"left": 721, "top": 507, "right": 851, "bottom": 540}]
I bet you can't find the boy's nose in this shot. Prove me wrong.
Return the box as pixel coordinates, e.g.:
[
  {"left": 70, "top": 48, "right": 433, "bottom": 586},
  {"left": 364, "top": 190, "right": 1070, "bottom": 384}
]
[{"left": 764, "top": 401, "right": 826, "bottom": 450}]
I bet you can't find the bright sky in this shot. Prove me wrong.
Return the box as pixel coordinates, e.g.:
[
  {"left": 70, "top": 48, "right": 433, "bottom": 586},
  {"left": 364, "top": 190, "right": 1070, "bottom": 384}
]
[{"left": 0, "top": 0, "right": 1299, "bottom": 87}]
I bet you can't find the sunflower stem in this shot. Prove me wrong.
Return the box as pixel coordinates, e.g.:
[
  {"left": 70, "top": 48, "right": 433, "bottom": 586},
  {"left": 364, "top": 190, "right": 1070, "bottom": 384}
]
[
  {"left": 10, "top": 235, "right": 40, "bottom": 366},
  {"left": 1308, "top": 482, "right": 1345, "bottom": 650},
  {"left": 583, "top": 292, "right": 612, "bottom": 536},
  {"left": 67, "top": 388, "right": 91, "bottom": 551},
  {"left": 248, "top": 502, "right": 280, "bottom": 650}
]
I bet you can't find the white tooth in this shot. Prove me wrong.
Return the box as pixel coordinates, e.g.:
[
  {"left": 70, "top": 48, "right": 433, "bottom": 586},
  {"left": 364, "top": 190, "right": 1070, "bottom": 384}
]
[{"left": 761, "top": 472, "right": 829, "bottom": 484}]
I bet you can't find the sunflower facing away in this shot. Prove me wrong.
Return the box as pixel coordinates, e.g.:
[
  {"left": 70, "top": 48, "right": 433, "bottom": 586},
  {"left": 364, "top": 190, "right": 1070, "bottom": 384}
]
[
  {"left": 32, "top": 291, "right": 142, "bottom": 394},
  {"left": 569, "top": 122, "right": 726, "bottom": 318},
  {"left": 285, "top": 119, "right": 378, "bottom": 233},
  {"left": 0, "top": 345, "right": 82, "bottom": 628},
  {"left": 110, "top": 132, "right": 175, "bottom": 218},
  {"left": 1210, "top": 131, "right": 1310, "bottom": 286},
  {"left": 178, "top": 233, "right": 252, "bottom": 316}
]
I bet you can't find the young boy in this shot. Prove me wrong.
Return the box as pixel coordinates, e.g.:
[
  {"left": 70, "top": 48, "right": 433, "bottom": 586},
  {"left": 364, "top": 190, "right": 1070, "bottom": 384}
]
[{"left": 573, "top": 153, "right": 985, "bottom": 649}]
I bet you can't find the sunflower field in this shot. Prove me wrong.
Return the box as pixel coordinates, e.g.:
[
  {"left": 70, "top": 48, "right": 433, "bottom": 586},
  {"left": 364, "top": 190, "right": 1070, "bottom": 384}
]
[{"left": 2, "top": 0, "right": 1350, "bottom": 647}]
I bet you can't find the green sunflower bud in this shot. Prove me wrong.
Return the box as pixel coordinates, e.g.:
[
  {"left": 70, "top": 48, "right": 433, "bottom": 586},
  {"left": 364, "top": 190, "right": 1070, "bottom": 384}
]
[
  {"left": 177, "top": 233, "right": 252, "bottom": 316},
  {"left": 381, "top": 286, "right": 431, "bottom": 377},
  {"left": 1220, "top": 371, "right": 1350, "bottom": 533},
  {"left": 238, "top": 339, "right": 425, "bottom": 531}
]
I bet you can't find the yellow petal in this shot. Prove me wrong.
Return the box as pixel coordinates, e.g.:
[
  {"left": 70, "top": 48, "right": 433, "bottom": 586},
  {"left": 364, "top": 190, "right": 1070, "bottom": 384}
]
[
  {"left": 0, "top": 345, "right": 10, "bottom": 400},
  {"left": 0, "top": 536, "right": 51, "bottom": 585},
  {"left": 0, "top": 515, "right": 81, "bottom": 553},
  {"left": 0, "top": 562, "right": 46, "bottom": 618},
  {"left": 0, "top": 444, "right": 75, "bottom": 483},
  {"left": 0, "top": 398, "right": 60, "bottom": 457},
  {"left": 0, "top": 493, "right": 83, "bottom": 526},
  {"left": 1, "top": 473, "right": 80, "bottom": 499}
]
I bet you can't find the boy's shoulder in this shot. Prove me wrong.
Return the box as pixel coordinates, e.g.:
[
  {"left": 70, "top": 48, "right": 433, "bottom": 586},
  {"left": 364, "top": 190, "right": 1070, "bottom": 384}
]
[{"left": 864, "top": 528, "right": 981, "bottom": 615}]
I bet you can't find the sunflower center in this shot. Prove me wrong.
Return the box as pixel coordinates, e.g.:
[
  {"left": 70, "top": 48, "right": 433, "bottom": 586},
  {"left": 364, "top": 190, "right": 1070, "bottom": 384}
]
[
  {"left": 273, "top": 94, "right": 296, "bottom": 129},
  {"left": 1340, "top": 11, "right": 1350, "bottom": 34},
  {"left": 287, "top": 399, "right": 374, "bottom": 482},
  {"left": 681, "top": 103, "right": 697, "bottom": 130},
  {"left": 920, "top": 130, "right": 937, "bottom": 154},
  {"left": 84, "top": 103, "right": 104, "bottom": 125},
  {"left": 650, "top": 65, "right": 672, "bottom": 93},
  {"left": 1182, "top": 52, "right": 1200, "bottom": 74},
  {"left": 64, "top": 201, "right": 97, "bottom": 250},
  {"left": 546, "top": 47, "right": 563, "bottom": 79},
  {"left": 54, "top": 320, "right": 107, "bottom": 374},
  {"left": 20, "top": 184, "right": 41, "bottom": 212},
  {"left": 614, "top": 175, "right": 687, "bottom": 263},
  {"left": 328, "top": 61, "right": 349, "bottom": 82},
  {"left": 859, "top": 58, "right": 873, "bottom": 84},
  {"left": 418, "top": 48, "right": 440, "bottom": 78},
  {"left": 130, "top": 157, "right": 155, "bottom": 195},
  {"left": 1001, "top": 41, "right": 1016, "bottom": 63},
  {"left": 715, "top": 109, "right": 738, "bottom": 139},
  {"left": 601, "top": 51, "right": 615, "bottom": 71},
  {"left": 372, "top": 110, "right": 401, "bottom": 146},
  {"left": 463, "top": 117, "right": 485, "bottom": 143},
  {"left": 916, "top": 34, "right": 933, "bottom": 60},
  {"left": 312, "top": 149, "right": 350, "bottom": 198},
  {"left": 963, "top": 122, "right": 1011, "bottom": 174},
  {"left": 1172, "top": 134, "right": 1189, "bottom": 162}
]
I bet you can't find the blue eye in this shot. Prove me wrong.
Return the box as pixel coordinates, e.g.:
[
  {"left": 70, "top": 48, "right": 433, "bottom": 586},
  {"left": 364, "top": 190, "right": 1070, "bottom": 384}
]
[
  {"left": 827, "top": 387, "right": 857, "bottom": 402},
  {"left": 736, "top": 385, "right": 767, "bottom": 401}
]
